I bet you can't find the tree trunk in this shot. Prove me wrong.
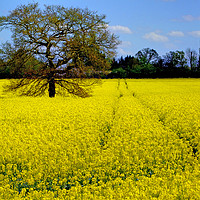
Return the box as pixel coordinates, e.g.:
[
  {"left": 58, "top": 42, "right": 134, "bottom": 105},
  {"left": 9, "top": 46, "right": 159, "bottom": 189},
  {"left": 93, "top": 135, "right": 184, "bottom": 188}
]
[{"left": 48, "top": 78, "right": 55, "bottom": 97}]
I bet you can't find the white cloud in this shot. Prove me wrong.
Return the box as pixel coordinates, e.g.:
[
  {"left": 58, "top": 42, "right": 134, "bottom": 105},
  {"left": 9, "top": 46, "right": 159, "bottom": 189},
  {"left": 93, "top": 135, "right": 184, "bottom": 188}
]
[
  {"left": 183, "top": 15, "right": 195, "bottom": 22},
  {"left": 168, "top": 31, "right": 184, "bottom": 37},
  {"left": 109, "top": 25, "right": 132, "bottom": 34},
  {"left": 182, "top": 15, "right": 200, "bottom": 22},
  {"left": 173, "top": 15, "right": 200, "bottom": 22},
  {"left": 143, "top": 32, "right": 169, "bottom": 42},
  {"left": 118, "top": 41, "right": 132, "bottom": 48},
  {"left": 189, "top": 31, "right": 200, "bottom": 38}
]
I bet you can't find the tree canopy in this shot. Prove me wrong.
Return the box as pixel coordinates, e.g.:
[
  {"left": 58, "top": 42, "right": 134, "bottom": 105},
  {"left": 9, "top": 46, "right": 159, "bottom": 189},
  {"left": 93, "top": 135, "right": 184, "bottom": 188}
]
[
  {"left": 135, "top": 48, "right": 159, "bottom": 65},
  {"left": 0, "top": 3, "right": 119, "bottom": 97},
  {"left": 108, "top": 48, "right": 200, "bottom": 78}
]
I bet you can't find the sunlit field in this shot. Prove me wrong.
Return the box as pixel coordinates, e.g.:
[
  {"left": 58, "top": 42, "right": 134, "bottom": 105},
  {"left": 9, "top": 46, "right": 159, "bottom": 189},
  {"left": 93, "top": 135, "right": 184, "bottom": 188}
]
[{"left": 0, "top": 79, "right": 200, "bottom": 199}]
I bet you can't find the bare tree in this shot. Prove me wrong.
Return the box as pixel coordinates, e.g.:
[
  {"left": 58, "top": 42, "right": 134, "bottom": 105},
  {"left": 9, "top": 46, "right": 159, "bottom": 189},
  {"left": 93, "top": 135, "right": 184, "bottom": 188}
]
[
  {"left": 0, "top": 3, "right": 119, "bottom": 97},
  {"left": 185, "top": 48, "right": 198, "bottom": 71}
]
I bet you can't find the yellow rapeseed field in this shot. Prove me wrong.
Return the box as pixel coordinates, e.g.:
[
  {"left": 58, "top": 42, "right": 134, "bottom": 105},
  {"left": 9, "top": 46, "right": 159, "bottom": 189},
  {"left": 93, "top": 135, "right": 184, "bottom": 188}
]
[{"left": 0, "top": 79, "right": 200, "bottom": 199}]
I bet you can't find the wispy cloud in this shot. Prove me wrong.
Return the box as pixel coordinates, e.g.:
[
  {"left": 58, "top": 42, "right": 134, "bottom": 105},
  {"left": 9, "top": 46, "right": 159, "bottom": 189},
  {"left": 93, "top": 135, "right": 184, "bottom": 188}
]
[
  {"left": 143, "top": 32, "right": 169, "bottom": 42},
  {"left": 118, "top": 41, "right": 132, "bottom": 48},
  {"left": 172, "top": 15, "right": 200, "bottom": 22},
  {"left": 168, "top": 31, "right": 184, "bottom": 37},
  {"left": 189, "top": 31, "right": 200, "bottom": 38},
  {"left": 182, "top": 15, "right": 200, "bottom": 22},
  {"left": 109, "top": 25, "right": 132, "bottom": 34}
]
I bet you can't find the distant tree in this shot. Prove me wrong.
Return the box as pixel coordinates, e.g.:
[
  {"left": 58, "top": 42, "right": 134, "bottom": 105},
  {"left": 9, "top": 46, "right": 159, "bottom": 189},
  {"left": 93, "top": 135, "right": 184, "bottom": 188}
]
[
  {"left": 111, "top": 67, "right": 127, "bottom": 78},
  {"left": 111, "top": 58, "right": 119, "bottom": 70},
  {"left": 0, "top": 57, "right": 8, "bottom": 78},
  {"left": 0, "top": 3, "right": 119, "bottom": 97},
  {"left": 163, "top": 51, "right": 179, "bottom": 68},
  {"left": 175, "top": 51, "right": 188, "bottom": 68},
  {"left": 110, "top": 55, "right": 140, "bottom": 78},
  {"left": 185, "top": 48, "right": 198, "bottom": 71},
  {"left": 137, "top": 57, "right": 156, "bottom": 77},
  {"left": 124, "top": 55, "right": 139, "bottom": 68},
  {"left": 162, "top": 51, "right": 190, "bottom": 77},
  {"left": 135, "top": 48, "right": 159, "bottom": 64}
]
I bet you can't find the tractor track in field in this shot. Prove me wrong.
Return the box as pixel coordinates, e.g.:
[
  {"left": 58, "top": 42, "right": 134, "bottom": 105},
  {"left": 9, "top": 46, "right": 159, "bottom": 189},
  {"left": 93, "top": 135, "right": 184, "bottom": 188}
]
[
  {"left": 99, "top": 79, "right": 133, "bottom": 149},
  {"left": 116, "top": 79, "right": 198, "bottom": 158},
  {"left": 99, "top": 80, "right": 124, "bottom": 149},
  {"left": 130, "top": 88, "right": 199, "bottom": 158}
]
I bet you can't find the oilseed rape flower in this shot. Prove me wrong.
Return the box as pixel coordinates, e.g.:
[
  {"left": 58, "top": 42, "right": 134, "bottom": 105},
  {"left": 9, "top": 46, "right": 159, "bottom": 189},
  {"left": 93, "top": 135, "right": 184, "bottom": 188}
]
[{"left": 0, "top": 79, "right": 200, "bottom": 199}]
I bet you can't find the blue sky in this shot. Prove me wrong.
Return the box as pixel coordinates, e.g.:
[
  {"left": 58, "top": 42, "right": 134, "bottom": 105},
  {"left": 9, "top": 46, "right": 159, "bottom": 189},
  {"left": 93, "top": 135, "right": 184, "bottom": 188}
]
[{"left": 0, "top": 0, "right": 200, "bottom": 58}]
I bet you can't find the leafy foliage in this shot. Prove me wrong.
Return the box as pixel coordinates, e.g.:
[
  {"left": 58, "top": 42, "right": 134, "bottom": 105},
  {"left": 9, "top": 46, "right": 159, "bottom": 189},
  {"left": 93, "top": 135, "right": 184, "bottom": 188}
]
[
  {"left": 109, "top": 48, "right": 200, "bottom": 78},
  {"left": 0, "top": 3, "right": 119, "bottom": 97}
]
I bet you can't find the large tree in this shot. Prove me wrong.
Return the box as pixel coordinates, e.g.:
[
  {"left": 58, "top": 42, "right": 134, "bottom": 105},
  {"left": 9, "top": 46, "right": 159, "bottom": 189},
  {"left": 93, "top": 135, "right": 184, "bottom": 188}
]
[
  {"left": 135, "top": 48, "right": 159, "bottom": 65},
  {"left": 0, "top": 3, "right": 119, "bottom": 97}
]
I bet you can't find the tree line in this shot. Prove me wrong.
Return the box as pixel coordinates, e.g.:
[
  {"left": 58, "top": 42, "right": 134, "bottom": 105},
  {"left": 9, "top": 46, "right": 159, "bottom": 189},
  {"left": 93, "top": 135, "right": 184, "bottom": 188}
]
[
  {"left": 108, "top": 48, "right": 200, "bottom": 78},
  {"left": 1, "top": 47, "right": 200, "bottom": 79}
]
